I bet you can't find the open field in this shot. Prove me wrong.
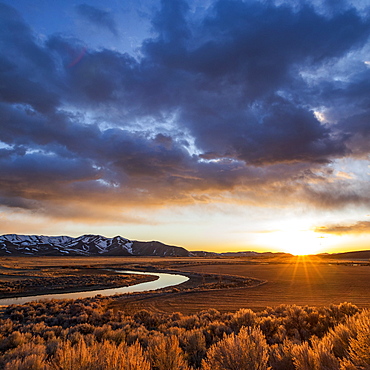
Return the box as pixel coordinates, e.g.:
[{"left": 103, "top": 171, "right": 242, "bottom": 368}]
[
  {"left": 118, "top": 259, "right": 370, "bottom": 313},
  {"left": 0, "top": 256, "right": 369, "bottom": 314},
  {"left": 0, "top": 256, "right": 264, "bottom": 301},
  {"left": 106, "top": 257, "right": 370, "bottom": 314}
]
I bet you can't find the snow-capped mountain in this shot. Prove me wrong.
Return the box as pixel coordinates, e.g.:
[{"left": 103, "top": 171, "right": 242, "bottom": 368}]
[{"left": 0, "top": 234, "right": 190, "bottom": 257}]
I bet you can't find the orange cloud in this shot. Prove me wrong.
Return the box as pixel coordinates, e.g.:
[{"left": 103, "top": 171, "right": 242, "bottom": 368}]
[
  {"left": 336, "top": 171, "right": 354, "bottom": 180},
  {"left": 314, "top": 221, "right": 370, "bottom": 235}
]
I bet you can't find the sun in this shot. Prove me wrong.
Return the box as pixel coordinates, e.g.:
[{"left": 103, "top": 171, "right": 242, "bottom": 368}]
[{"left": 255, "top": 230, "right": 324, "bottom": 255}]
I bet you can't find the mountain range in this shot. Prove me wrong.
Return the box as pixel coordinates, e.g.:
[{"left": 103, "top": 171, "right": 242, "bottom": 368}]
[
  {"left": 0, "top": 234, "right": 189, "bottom": 257},
  {"left": 1, "top": 234, "right": 369, "bottom": 259}
]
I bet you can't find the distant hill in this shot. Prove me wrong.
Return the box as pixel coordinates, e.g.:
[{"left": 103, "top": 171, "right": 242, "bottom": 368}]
[
  {"left": 219, "top": 251, "right": 292, "bottom": 257},
  {"left": 318, "top": 250, "right": 370, "bottom": 260},
  {"left": 0, "top": 234, "right": 190, "bottom": 257},
  {"left": 190, "top": 251, "right": 219, "bottom": 257},
  {"left": 2, "top": 234, "right": 367, "bottom": 259}
]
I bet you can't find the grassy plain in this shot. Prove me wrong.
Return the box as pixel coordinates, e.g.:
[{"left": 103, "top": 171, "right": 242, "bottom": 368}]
[
  {"left": 0, "top": 256, "right": 369, "bottom": 314},
  {"left": 147, "top": 258, "right": 370, "bottom": 313}
]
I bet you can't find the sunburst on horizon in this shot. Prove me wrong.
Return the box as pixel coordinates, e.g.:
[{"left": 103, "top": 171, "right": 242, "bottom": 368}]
[{"left": 254, "top": 229, "right": 330, "bottom": 256}]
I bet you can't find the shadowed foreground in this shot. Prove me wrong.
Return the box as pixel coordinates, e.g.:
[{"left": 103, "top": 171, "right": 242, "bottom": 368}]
[{"left": 0, "top": 298, "right": 368, "bottom": 369}]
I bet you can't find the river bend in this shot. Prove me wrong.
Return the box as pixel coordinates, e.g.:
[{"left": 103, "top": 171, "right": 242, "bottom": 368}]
[{"left": 0, "top": 270, "right": 189, "bottom": 306}]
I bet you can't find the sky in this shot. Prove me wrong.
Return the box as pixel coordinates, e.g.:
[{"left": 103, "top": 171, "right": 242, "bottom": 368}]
[{"left": 0, "top": 0, "right": 370, "bottom": 255}]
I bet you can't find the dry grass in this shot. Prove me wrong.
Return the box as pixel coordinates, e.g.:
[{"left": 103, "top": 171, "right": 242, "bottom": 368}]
[
  {"left": 1, "top": 256, "right": 370, "bottom": 314},
  {"left": 111, "top": 257, "right": 370, "bottom": 314}
]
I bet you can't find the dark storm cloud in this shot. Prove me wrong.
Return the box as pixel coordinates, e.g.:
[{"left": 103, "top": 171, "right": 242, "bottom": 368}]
[
  {"left": 0, "top": 4, "right": 58, "bottom": 113},
  {"left": 76, "top": 4, "right": 118, "bottom": 36},
  {"left": 137, "top": 0, "right": 370, "bottom": 165},
  {"left": 331, "top": 69, "right": 370, "bottom": 153},
  {"left": 0, "top": 4, "right": 54, "bottom": 71},
  {"left": 0, "top": 0, "right": 370, "bottom": 218},
  {"left": 146, "top": 1, "right": 369, "bottom": 85}
]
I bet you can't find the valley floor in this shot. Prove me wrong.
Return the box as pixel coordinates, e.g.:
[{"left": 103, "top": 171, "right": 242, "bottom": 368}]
[{"left": 0, "top": 255, "right": 369, "bottom": 313}]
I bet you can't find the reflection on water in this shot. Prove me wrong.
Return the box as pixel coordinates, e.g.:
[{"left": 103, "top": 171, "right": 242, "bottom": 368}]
[{"left": 0, "top": 270, "right": 189, "bottom": 306}]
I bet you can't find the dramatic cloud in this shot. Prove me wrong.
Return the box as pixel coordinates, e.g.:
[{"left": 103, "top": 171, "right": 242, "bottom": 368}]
[
  {"left": 0, "top": 0, "right": 370, "bottom": 222},
  {"left": 315, "top": 221, "right": 370, "bottom": 234}
]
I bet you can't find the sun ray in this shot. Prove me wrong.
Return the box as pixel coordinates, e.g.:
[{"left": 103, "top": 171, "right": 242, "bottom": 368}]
[
  {"left": 301, "top": 256, "right": 314, "bottom": 299},
  {"left": 289, "top": 256, "right": 301, "bottom": 287}
]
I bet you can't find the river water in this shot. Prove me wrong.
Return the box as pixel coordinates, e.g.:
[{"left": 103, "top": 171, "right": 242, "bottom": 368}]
[{"left": 0, "top": 270, "right": 189, "bottom": 306}]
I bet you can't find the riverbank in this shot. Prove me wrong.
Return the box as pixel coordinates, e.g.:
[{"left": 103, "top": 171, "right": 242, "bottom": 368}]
[
  {"left": 0, "top": 257, "right": 265, "bottom": 305},
  {"left": 0, "top": 267, "right": 158, "bottom": 300}
]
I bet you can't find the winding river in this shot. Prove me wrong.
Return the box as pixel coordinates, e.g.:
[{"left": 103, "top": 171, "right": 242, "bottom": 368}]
[{"left": 0, "top": 270, "right": 189, "bottom": 306}]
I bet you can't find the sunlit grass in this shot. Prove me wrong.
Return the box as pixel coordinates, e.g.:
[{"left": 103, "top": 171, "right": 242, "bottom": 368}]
[{"left": 273, "top": 255, "right": 326, "bottom": 299}]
